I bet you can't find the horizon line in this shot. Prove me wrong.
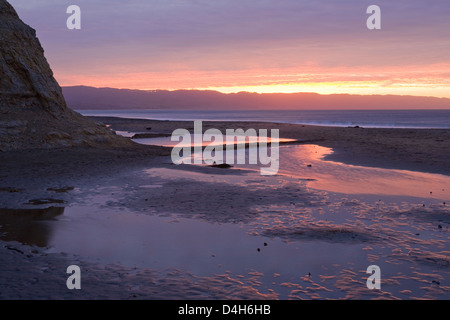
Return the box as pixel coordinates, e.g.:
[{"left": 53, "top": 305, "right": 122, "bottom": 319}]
[{"left": 61, "top": 85, "right": 450, "bottom": 100}]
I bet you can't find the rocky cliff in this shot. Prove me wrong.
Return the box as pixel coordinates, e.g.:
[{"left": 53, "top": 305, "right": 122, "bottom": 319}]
[{"left": 0, "top": 0, "right": 131, "bottom": 151}]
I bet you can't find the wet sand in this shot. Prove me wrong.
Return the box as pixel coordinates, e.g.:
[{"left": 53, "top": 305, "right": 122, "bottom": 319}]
[
  {"left": 0, "top": 118, "right": 449, "bottom": 300},
  {"left": 94, "top": 116, "right": 450, "bottom": 175}
]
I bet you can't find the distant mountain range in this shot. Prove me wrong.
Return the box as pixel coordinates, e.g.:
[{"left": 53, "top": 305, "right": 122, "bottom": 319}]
[{"left": 62, "top": 86, "right": 450, "bottom": 110}]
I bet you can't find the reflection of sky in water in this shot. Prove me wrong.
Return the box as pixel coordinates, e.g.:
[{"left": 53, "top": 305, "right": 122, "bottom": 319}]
[
  {"left": 1, "top": 143, "right": 449, "bottom": 299},
  {"left": 136, "top": 135, "right": 450, "bottom": 201},
  {"left": 0, "top": 207, "right": 64, "bottom": 247},
  {"left": 279, "top": 145, "right": 450, "bottom": 201},
  {"left": 46, "top": 204, "right": 371, "bottom": 299}
]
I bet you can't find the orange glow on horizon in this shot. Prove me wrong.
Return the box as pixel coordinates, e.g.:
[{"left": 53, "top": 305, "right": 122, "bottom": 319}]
[
  {"left": 201, "top": 82, "right": 450, "bottom": 98},
  {"left": 55, "top": 63, "right": 450, "bottom": 98}
]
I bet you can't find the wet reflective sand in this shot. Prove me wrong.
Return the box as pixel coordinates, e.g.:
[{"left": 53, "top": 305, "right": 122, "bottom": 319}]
[{"left": 1, "top": 144, "right": 449, "bottom": 299}]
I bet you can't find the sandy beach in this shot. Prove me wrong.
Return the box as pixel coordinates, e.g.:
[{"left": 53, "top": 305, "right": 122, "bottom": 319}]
[
  {"left": 95, "top": 116, "right": 450, "bottom": 175},
  {"left": 1, "top": 118, "right": 449, "bottom": 300},
  {"left": 3, "top": 0, "right": 450, "bottom": 303}
]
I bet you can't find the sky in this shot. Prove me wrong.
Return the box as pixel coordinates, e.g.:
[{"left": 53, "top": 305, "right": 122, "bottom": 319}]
[{"left": 8, "top": 0, "right": 450, "bottom": 98}]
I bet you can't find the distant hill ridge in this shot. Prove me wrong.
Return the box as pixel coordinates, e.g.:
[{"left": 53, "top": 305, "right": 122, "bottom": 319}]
[{"left": 63, "top": 85, "right": 450, "bottom": 110}]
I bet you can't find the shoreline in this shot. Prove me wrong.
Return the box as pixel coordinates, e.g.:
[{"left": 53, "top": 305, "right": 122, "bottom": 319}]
[
  {"left": 1, "top": 116, "right": 450, "bottom": 300},
  {"left": 91, "top": 116, "right": 450, "bottom": 176},
  {"left": 3, "top": 115, "right": 446, "bottom": 186},
  {"left": 2, "top": 115, "right": 449, "bottom": 226}
]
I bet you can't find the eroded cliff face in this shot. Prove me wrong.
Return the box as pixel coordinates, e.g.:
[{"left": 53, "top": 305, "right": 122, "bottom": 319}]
[{"left": 0, "top": 0, "right": 131, "bottom": 151}]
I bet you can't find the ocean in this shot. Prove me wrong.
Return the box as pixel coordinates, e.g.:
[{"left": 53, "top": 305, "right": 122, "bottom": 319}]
[{"left": 78, "top": 109, "right": 450, "bottom": 129}]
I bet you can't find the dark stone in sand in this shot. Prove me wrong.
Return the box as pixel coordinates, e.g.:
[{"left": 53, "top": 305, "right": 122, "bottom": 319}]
[
  {"left": 5, "top": 246, "right": 24, "bottom": 254},
  {"left": 131, "top": 133, "right": 172, "bottom": 139},
  {"left": 47, "top": 186, "right": 74, "bottom": 193},
  {"left": 27, "top": 198, "right": 66, "bottom": 205},
  {"left": 0, "top": 187, "right": 24, "bottom": 193},
  {"left": 210, "top": 163, "right": 233, "bottom": 169}
]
